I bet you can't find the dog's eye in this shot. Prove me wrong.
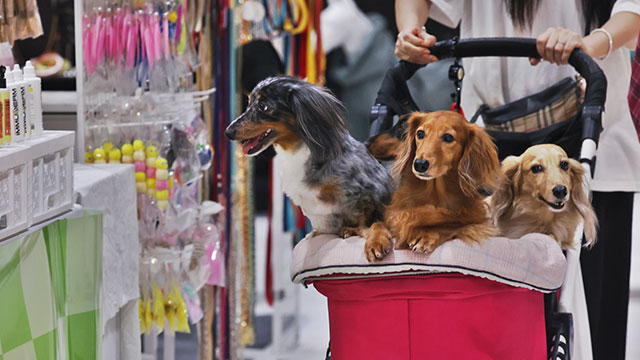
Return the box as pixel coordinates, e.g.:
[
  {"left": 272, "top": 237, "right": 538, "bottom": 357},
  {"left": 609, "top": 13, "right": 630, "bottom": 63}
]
[
  {"left": 559, "top": 160, "right": 569, "bottom": 171},
  {"left": 416, "top": 130, "right": 425, "bottom": 139},
  {"left": 442, "top": 133, "right": 454, "bottom": 143},
  {"left": 258, "top": 102, "right": 270, "bottom": 113},
  {"left": 531, "top": 165, "right": 544, "bottom": 174}
]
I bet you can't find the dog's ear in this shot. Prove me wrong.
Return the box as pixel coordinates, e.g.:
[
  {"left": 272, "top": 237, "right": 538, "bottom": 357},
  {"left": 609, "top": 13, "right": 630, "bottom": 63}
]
[
  {"left": 569, "top": 159, "right": 598, "bottom": 247},
  {"left": 366, "top": 114, "right": 409, "bottom": 161},
  {"left": 490, "top": 156, "right": 521, "bottom": 222},
  {"left": 367, "top": 132, "right": 403, "bottom": 161},
  {"left": 391, "top": 114, "right": 421, "bottom": 178},
  {"left": 289, "top": 83, "right": 348, "bottom": 161},
  {"left": 458, "top": 124, "right": 501, "bottom": 198}
]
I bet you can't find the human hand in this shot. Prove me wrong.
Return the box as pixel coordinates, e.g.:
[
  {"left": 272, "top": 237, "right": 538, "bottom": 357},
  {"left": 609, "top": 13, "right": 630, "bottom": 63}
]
[
  {"left": 395, "top": 26, "right": 438, "bottom": 64},
  {"left": 531, "top": 27, "right": 588, "bottom": 66}
]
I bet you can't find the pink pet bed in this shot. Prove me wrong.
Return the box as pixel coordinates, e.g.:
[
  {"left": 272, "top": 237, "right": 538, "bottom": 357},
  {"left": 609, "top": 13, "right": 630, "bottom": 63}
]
[{"left": 291, "top": 234, "right": 567, "bottom": 360}]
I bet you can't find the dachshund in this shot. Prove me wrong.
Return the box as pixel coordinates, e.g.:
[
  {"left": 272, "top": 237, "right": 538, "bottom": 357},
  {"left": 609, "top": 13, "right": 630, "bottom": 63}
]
[
  {"left": 490, "top": 144, "right": 597, "bottom": 249},
  {"left": 364, "top": 111, "right": 502, "bottom": 261},
  {"left": 225, "top": 76, "right": 393, "bottom": 238}
]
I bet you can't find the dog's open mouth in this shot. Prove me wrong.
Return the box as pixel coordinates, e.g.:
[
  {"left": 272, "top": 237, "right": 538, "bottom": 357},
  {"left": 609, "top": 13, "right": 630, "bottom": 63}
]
[
  {"left": 241, "top": 128, "right": 276, "bottom": 155},
  {"left": 538, "top": 195, "right": 566, "bottom": 211}
]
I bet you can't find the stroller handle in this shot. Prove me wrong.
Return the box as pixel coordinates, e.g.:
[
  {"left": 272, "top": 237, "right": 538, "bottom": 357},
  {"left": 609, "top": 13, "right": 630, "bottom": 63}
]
[{"left": 369, "top": 37, "right": 607, "bottom": 147}]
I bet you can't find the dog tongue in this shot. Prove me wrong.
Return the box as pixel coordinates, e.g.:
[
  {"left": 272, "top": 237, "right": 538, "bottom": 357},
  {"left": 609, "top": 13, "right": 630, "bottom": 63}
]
[{"left": 242, "top": 136, "right": 261, "bottom": 154}]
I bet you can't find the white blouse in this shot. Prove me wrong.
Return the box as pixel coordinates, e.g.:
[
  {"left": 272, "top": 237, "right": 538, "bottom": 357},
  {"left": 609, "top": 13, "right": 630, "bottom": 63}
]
[{"left": 429, "top": 0, "right": 640, "bottom": 192}]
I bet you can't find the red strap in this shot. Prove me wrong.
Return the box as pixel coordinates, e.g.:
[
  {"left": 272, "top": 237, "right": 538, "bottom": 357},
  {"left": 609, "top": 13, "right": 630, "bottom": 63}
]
[
  {"left": 265, "top": 159, "right": 274, "bottom": 306},
  {"left": 313, "top": 0, "right": 323, "bottom": 83},
  {"left": 298, "top": 31, "right": 307, "bottom": 79},
  {"left": 295, "top": 206, "right": 305, "bottom": 229},
  {"left": 450, "top": 102, "right": 465, "bottom": 117}
]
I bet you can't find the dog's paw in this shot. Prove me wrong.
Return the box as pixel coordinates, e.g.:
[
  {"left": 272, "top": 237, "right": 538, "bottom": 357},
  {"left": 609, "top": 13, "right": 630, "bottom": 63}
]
[
  {"left": 408, "top": 231, "right": 444, "bottom": 253},
  {"left": 340, "top": 226, "right": 360, "bottom": 239},
  {"left": 364, "top": 233, "right": 393, "bottom": 262}
]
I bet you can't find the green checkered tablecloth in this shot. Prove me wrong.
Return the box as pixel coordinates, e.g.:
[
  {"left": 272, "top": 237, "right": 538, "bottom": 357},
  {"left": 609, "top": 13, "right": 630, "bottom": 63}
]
[{"left": 0, "top": 211, "right": 102, "bottom": 360}]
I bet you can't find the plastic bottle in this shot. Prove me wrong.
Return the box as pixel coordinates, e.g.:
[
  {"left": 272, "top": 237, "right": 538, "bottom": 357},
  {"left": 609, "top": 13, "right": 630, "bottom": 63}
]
[
  {"left": 11, "top": 65, "right": 28, "bottom": 140},
  {"left": 6, "top": 68, "right": 21, "bottom": 142},
  {"left": 22, "top": 61, "right": 43, "bottom": 137}
]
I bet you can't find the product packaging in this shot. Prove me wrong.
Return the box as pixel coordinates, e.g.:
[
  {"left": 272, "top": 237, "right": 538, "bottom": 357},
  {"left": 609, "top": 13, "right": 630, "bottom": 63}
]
[
  {"left": 6, "top": 69, "right": 20, "bottom": 142},
  {"left": 23, "top": 61, "right": 43, "bottom": 137},
  {"left": 11, "top": 65, "right": 28, "bottom": 140}
]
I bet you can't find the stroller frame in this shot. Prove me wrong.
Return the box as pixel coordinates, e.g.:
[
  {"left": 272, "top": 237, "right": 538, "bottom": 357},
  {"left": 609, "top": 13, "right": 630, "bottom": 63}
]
[{"left": 367, "top": 37, "right": 607, "bottom": 360}]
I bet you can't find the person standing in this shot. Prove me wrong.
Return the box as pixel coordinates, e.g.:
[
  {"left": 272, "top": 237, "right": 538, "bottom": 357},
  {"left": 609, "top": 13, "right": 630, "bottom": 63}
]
[{"left": 394, "top": 1, "right": 640, "bottom": 359}]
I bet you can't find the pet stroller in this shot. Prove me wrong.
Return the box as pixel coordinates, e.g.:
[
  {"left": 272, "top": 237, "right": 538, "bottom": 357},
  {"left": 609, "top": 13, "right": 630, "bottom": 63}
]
[{"left": 290, "top": 38, "right": 605, "bottom": 360}]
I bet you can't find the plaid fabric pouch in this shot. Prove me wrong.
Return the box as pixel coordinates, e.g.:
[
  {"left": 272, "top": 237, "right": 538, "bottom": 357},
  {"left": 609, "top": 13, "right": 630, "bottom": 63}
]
[{"left": 475, "top": 77, "right": 584, "bottom": 160}]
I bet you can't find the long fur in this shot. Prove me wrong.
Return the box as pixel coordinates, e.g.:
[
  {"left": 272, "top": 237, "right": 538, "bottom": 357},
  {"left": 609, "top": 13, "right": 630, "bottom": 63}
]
[
  {"left": 367, "top": 111, "right": 501, "bottom": 257},
  {"left": 288, "top": 81, "right": 348, "bottom": 161},
  {"left": 225, "top": 76, "right": 393, "bottom": 249},
  {"left": 491, "top": 144, "right": 598, "bottom": 249}
]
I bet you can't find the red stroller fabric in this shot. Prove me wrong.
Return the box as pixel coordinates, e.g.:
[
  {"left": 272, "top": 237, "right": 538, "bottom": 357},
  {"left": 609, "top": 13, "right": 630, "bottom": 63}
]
[{"left": 314, "top": 273, "right": 546, "bottom": 360}]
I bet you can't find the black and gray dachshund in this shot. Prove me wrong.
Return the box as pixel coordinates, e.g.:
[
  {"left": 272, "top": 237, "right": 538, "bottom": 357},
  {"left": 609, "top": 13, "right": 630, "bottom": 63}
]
[{"left": 225, "top": 77, "right": 393, "bottom": 251}]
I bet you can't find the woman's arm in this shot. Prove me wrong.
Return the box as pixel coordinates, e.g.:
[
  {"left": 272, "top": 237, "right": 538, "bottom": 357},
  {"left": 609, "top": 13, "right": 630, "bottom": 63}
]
[
  {"left": 396, "top": 0, "right": 432, "bottom": 33},
  {"left": 394, "top": 0, "right": 438, "bottom": 64},
  {"left": 532, "top": 11, "right": 640, "bottom": 65},
  {"left": 584, "top": 11, "right": 640, "bottom": 58}
]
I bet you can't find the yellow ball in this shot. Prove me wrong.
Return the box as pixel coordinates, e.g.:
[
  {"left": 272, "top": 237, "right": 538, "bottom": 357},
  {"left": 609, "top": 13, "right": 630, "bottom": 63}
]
[
  {"left": 157, "top": 190, "right": 169, "bottom": 201},
  {"left": 168, "top": 176, "right": 173, "bottom": 189},
  {"left": 85, "top": 152, "right": 94, "bottom": 163},
  {"left": 135, "top": 172, "right": 146, "bottom": 182},
  {"left": 155, "top": 157, "right": 168, "bottom": 170},
  {"left": 133, "top": 150, "right": 145, "bottom": 162},
  {"left": 133, "top": 139, "right": 145, "bottom": 151},
  {"left": 146, "top": 178, "right": 156, "bottom": 188},
  {"left": 156, "top": 169, "right": 169, "bottom": 180},
  {"left": 145, "top": 145, "right": 158, "bottom": 158},
  {"left": 103, "top": 141, "right": 114, "bottom": 153},
  {"left": 168, "top": 11, "right": 178, "bottom": 23},
  {"left": 93, "top": 147, "right": 105, "bottom": 160},
  {"left": 109, "top": 148, "right": 122, "bottom": 161},
  {"left": 122, "top": 143, "right": 133, "bottom": 156},
  {"left": 157, "top": 200, "right": 168, "bottom": 211},
  {"left": 136, "top": 182, "right": 147, "bottom": 192}
]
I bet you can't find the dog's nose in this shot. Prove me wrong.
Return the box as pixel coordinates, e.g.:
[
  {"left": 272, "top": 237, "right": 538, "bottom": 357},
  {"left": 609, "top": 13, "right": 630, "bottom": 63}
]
[
  {"left": 552, "top": 185, "right": 567, "bottom": 199},
  {"left": 413, "top": 159, "right": 430, "bottom": 173},
  {"left": 224, "top": 125, "right": 236, "bottom": 140}
]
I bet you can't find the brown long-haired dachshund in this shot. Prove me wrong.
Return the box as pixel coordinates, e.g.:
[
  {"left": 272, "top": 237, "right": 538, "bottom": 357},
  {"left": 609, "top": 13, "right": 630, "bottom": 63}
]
[
  {"left": 364, "top": 111, "right": 502, "bottom": 261},
  {"left": 490, "top": 144, "right": 597, "bottom": 249}
]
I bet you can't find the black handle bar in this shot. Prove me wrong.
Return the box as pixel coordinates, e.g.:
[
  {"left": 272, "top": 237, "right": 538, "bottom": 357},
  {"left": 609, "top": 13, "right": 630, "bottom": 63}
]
[{"left": 369, "top": 38, "right": 606, "bottom": 146}]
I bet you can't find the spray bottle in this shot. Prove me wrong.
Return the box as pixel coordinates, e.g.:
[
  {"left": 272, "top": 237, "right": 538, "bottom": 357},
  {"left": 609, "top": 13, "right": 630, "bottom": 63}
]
[
  {"left": 12, "top": 64, "right": 29, "bottom": 140},
  {"left": 22, "top": 61, "right": 43, "bottom": 137}
]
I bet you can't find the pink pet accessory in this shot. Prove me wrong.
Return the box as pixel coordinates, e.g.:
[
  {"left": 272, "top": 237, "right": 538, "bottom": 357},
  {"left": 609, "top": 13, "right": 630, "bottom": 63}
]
[
  {"left": 163, "top": 13, "right": 170, "bottom": 59},
  {"left": 134, "top": 161, "right": 146, "bottom": 172},
  {"left": 156, "top": 179, "right": 169, "bottom": 190}
]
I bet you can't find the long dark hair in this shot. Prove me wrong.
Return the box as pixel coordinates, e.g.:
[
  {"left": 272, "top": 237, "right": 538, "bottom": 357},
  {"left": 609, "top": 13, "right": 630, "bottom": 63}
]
[{"left": 505, "top": 0, "right": 616, "bottom": 34}]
